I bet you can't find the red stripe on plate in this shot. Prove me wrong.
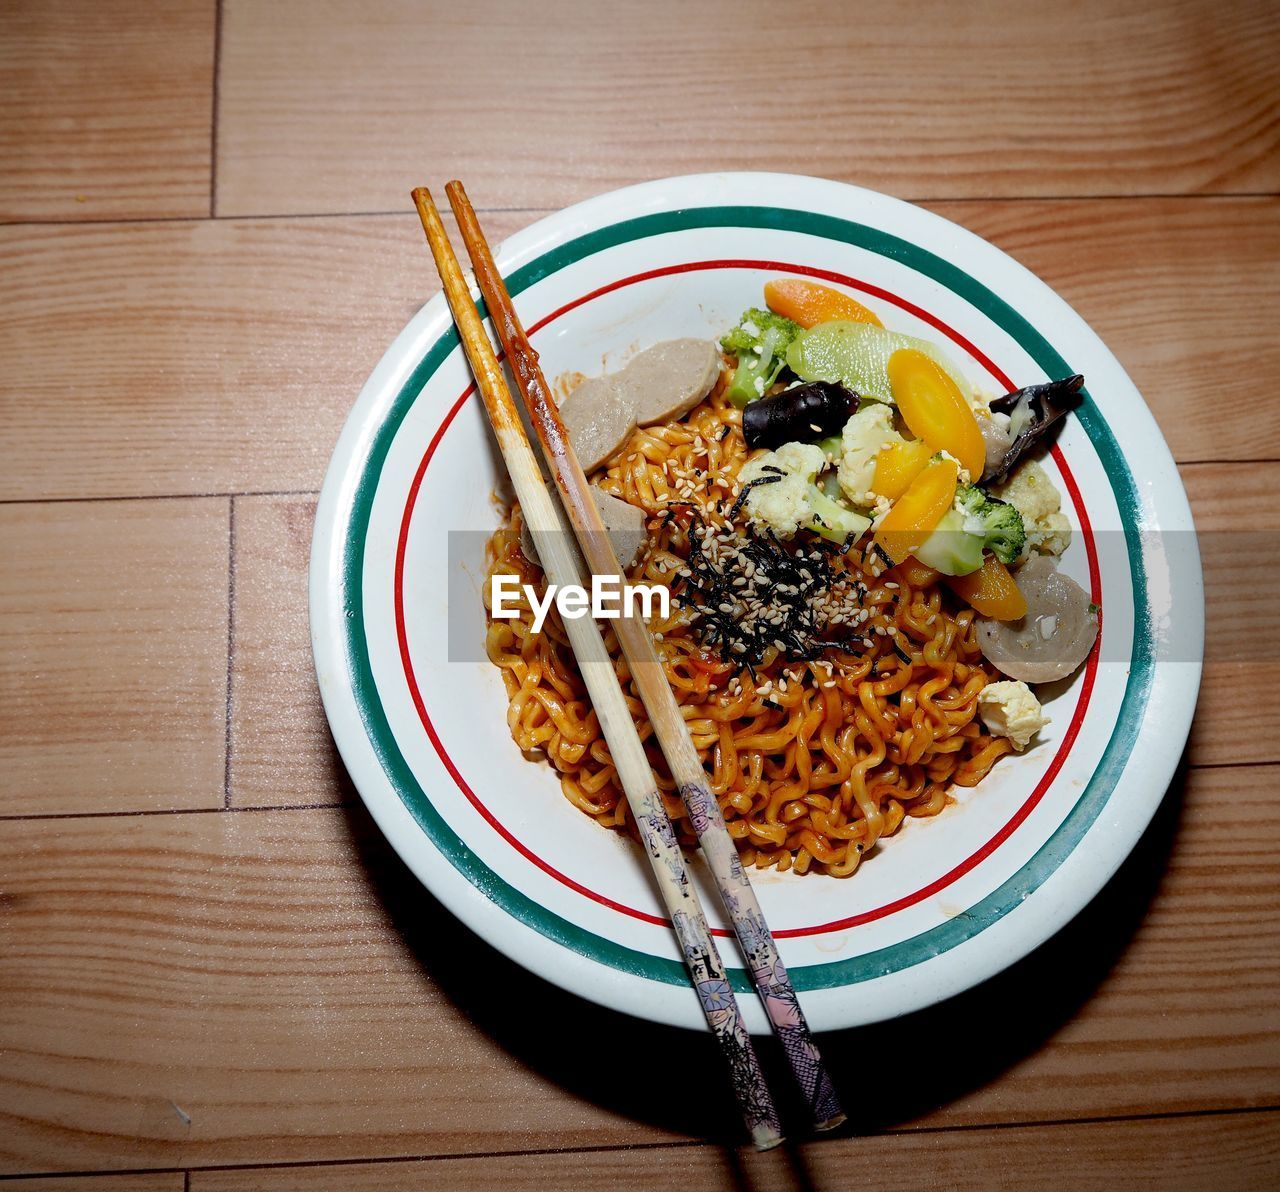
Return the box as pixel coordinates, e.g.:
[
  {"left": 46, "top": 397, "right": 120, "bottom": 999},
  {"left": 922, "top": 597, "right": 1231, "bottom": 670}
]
[{"left": 392, "top": 260, "right": 1102, "bottom": 939}]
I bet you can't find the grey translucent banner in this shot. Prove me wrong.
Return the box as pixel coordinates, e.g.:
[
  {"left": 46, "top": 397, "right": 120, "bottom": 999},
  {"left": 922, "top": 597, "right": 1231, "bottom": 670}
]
[{"left": 442, "top": 528, "right": 1265, "bottom": 667}]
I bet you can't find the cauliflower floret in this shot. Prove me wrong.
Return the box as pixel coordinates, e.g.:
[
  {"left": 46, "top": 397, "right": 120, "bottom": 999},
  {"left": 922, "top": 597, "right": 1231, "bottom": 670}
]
[
  {"left": 1035, "top": 511, "right": 1072, "bottom": 556},
  {"left": 993, "top": 459, "right": 1058, "bottom": 522},
  {"left": 738, "top": 442, "right": 826, "bottom": 538},
  {"left": 978, "top": 680, "right": 1050, "bottom": 750},
  {"left": 771, "top": 441, "right": 826, "bottom": 480},
  {"left": 837, "top": 403, "right": 902, "bottom": 505},
  {"left": 992, "top": 459, "right": 1072, "bottom": 561}
]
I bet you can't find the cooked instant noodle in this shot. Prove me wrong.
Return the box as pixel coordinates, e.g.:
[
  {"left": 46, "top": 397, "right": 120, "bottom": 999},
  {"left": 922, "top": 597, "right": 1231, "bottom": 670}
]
[{"left": 484, "top": 375, "right": 1018, "bottom": 878}]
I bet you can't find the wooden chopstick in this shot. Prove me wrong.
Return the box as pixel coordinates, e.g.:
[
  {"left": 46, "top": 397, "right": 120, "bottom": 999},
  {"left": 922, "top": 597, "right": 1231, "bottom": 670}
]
[
  {"left": 410, "top": 187, "right": 783, "bottom": 1151},
  {"left": 445, "top": 180, "right": 846, "bottom": 1133}
]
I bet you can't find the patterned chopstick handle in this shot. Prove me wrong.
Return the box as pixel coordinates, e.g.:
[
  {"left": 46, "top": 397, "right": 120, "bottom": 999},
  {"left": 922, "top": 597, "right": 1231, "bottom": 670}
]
[
  {"left": 681, "top": 781, "right": 845, "bottom": 1130},
  {"left": 633, "top": 800, "right": 783, "bottom": 1149}
]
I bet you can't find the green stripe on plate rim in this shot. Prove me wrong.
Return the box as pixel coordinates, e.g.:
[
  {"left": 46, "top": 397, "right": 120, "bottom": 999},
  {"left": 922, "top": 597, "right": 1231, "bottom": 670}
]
[{"left": 339, "top": 205, "right": 1153, "bottom": 994}]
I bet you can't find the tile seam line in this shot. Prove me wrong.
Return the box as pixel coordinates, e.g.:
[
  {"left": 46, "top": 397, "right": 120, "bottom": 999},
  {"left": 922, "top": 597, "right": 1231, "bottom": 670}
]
[
  {"left": 209, "top": 0, "right": 223, "bottom": 219},
  {"left": 1, "top": 191, "right": 1278, "bottom": 228},
  {"left": 0, "top": 490, "right": 324, "bottom": 506},
  {"left": 1178, "top": 458, "right": 1280, "bottom": 467},
  {"left": 1187, "top": 758, "right": 1280, "bottom": 772},
  {"left": 1, "top": 455, "right": 1276, "bottom": 508},
  {"left": 222, "top": 495, "right": 237, "bottom": 808},
  {"left": 0, "top": 206, "right": 554, "bottom": 228},
  {"left": 0, "top": 1104, "right": 1277, "bottom": 1181},
  {"left": 0, "top": 801, "right": 353, "bottom": 822},
  {"left": 2, "top": 754, "right": 1275, "bottom": 824}
]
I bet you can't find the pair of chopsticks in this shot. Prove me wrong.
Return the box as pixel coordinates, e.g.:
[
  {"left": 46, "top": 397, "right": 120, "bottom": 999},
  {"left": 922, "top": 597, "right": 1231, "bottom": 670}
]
[{"left": 413, "top": 182, "right": 844, "bottom": 1148}]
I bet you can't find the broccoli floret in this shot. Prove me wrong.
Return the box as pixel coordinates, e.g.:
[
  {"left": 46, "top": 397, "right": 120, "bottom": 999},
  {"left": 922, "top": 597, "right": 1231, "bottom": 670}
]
[
  {"left": 915, "top": 486, "right": 1027, "bottom": 575},
  {"left": 913, "top": 509, "right": 984, "bottom": 576},
  {"left": 720, "top": 307, "right": 803, "bottom": 406},
  {"left": 806, "top": 485, "right": 871, "bottom": 545},
  {"left": 955, "top": 485, "right": 1026, "bottom": 564}
]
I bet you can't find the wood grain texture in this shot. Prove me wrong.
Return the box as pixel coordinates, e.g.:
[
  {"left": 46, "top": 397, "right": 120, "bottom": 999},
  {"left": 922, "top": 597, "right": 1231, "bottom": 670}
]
[
  {"left": 0, "top": 211, "right": 526, "bottom": 501},
  {"left": 223, "top": 456, "right": 1278, "bottom": 821},
  {"left": 230, "top": 495, "right": 349, "bottom": 807},
  {"left": 2, "top": 199, "right": 1276, "bottom": 503},
  {"left": 2, "top": 1, "right": 1275, "bottom": 1183},
  {"left": 937, "top": 197, "right": 1280, "bottom": 463},
  {"left": 1, "top": 1178, "right": 183, "bottom": 1191},
  {"left": 0, "top": 805, "right": 680, "bottom": 1174},
  {"left": 1181, "top": 462, "right": 1280, "bottom": 766},
  {"left": 0, "top": 498, "right": 230, "bottom": 815},
  {"left": 193, "top": 1112, "right": 1280, "bottom": 1191},
  {"left": 0, "top": 0, "right": 216, "bottom": 221},
  {"left": 214, "top": 0, "right": 1280, "bottom": 217},
  {"left": 1, "top": 766, "right": 1276, "bottom": 1172}
]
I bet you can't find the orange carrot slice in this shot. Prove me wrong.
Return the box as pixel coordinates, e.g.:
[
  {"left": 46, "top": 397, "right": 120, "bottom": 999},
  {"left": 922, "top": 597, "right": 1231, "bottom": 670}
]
[
  {"left": 887, "top": 348, "right": 985, "bottom": 480},
  {"left": 947, "top": 555, "right": 1027, "bottom": 621},
  {"left": 764, "top": 278, "right": 883, "bottom": 330},
  {"left": 872, "top": 437, "right": 933, "bottom": 500},
  {"left": 873, "top": 457, "right": 958, "bottom": 565}
]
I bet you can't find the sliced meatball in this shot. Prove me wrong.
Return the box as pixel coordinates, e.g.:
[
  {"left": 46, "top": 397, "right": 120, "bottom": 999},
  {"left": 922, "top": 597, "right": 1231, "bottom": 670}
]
[
  {"left": 521, "top": 486, "right": 648, "bottom": 571},
  {"left": 626, "top": 339, "right": 722, "bottom": 426},
  {"left": 976, "top": 555, "right": 1098, "bottom": 683},
  {"left": 559, "top": 374, "right": 636, "bottom": 474},
  {"left": 558, "top": 339, "right": 721, "bottom": 472}
]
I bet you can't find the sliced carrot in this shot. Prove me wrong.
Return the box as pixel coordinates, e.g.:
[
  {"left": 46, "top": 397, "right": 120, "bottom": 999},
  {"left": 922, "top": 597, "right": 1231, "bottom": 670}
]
[
  {"left": 891, "top": 557, "right": 942, "bottom": 590},
  {"left": 764, "top": 278, "right": 883, "bottom": 330},
  {"left": 887, "top": 348, "right": 985, "bottom": 480},
  {"left": 947, "top": 555, "right": 1027, "bottom": 621},
  {"left": 872, "top": 437, "right": 933, "bottom": 500},
  {"left": 873, "top": 457, "right": 958, "bottom": 565}
]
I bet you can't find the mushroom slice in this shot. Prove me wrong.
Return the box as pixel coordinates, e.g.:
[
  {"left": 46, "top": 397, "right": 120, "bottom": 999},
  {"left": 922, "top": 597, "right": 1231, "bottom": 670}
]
[
  {"left": 627, "top": 339, "right": 722, "bottom": 426},
  {"left": 521, "top": 486, "right": 648, "bottom": 571},
  {"left": 984, "top": 375, "right": 1084, "bottom": 483},
  {"left": 976, "top": 555, "right": 1098, "bottom": 683},
  {"left": 559, "top": 374, "right": 637, "bottom": 474}
]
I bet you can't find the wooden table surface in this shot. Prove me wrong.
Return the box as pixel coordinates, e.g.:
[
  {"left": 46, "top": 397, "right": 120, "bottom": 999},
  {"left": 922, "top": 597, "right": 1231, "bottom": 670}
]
[{"left": 2, "top": 1, "right": 1278, "bottom": 1187}]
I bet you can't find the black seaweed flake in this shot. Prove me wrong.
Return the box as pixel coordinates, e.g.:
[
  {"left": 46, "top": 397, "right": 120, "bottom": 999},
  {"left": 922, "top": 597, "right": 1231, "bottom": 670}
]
[
  {"left": 726, "top": 472, "right": 783, "bottom": 523},
  {"left": 670, "top": 512, "right": 869, "bottom": 668}
]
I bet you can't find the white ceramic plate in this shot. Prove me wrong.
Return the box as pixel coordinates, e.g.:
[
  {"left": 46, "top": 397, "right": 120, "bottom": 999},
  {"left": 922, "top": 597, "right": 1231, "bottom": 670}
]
[{"left": 310, "top": 173, "right": 1203, "bottom": 1034}]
